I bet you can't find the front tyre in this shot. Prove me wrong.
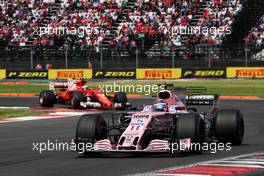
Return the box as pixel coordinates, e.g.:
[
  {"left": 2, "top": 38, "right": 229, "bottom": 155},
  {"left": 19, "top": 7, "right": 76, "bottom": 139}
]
[
  {"left": 214, "top": 109, "right": 244, "bottom": 145},
  {"left": 75, "top": 114, "right": 107, "bottom": 144},
  {"left": 39, "top": 90, "right": 56, "bottom": 107}
]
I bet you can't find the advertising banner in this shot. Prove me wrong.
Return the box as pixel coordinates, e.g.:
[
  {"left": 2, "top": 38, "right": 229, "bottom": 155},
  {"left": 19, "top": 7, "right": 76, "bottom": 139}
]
[
  {"left": 136, "top": 68, "right": 181, "bottom": 79},
  {"left": 182, "top": 69, "right": 226, "bottom": 78},
  {"left": 93, "top": 70, "right": 136, "bottom": 79},
  {"left": 48, "top": 69, "right": 92, "bottom": 80},
  {"left": 6, "top": 71, "right": 48, "bottom": 79},
  {"left": 0, "top": 69, "right": 6, "bottom": 79},
  {"left": 226, "top": 67, "right": 264, "bottom": 78}
]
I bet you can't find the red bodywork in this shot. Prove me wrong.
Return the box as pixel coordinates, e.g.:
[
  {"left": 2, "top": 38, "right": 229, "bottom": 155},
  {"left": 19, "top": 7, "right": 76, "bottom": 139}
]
[{"left": 51, "top": 80, "right": 113, "bottom": 108}]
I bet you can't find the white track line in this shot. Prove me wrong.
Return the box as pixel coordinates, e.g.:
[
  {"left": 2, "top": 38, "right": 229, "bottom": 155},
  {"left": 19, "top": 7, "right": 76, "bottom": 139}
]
[
  {"left": 0, "top": 106, "right": 29, "bottom": 109},
  {"left": 200, "top": 163, "right": 264, "bottom": 168},
  {"left": 214, "top": 160, "right": 264, "bottom": 164},
  {"left": 0, "top": 111, "right": 92, "bottom": 123}
]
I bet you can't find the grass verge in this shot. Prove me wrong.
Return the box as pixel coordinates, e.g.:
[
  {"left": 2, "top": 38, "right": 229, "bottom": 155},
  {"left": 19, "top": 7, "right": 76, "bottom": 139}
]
[
  {"left": 0, "top": 109, "right": 51, "bottom": 119},
  {"left": 0, "top": 79, "right": 263, "bottom": 97}
]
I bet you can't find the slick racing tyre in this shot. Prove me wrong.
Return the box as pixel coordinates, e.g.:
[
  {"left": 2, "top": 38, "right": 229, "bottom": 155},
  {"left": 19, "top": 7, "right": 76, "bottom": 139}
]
[
  {"left": 71, "top": 92, "right": 85, "bottom": 109},
  {"left": 39, "top": 90, "right": 56, "bottom": 107},
  {"left": 76, "top": 114, "right": 107, "bottom": 144},
  {"left": 214, "top": 109, "right": 244, "bottom": 145},
  {"left": 114, "top": 92, "right": 127, "bottom": 104},
  {"left": 175, "top": 113, "right": 205, "bottom": 153}
]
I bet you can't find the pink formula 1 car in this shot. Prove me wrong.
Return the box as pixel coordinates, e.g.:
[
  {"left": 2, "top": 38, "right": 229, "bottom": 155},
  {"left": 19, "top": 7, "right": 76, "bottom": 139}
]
[{"left": 74, "top": 84, "right": 244, "bottom": 154}]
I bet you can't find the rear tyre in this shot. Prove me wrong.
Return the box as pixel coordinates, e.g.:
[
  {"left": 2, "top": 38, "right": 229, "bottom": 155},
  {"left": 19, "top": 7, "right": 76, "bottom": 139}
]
[
  {"left": 39, "top": 90, "right": 56, "bottom": 107},
  {"left": 214, "top": 109, "right": 244, "bottom": 145},
  {"left": 71, "top": 92, "right": 85, "bottom": 109},
  {"left": 76, "top": 114, "right": 107, "bottom": 144},
  {"left": 175, "top": 113, "right": 205, "bottom": 153},
  {"left": 114, "top": 92, "right": 127, "bottom": 104}
]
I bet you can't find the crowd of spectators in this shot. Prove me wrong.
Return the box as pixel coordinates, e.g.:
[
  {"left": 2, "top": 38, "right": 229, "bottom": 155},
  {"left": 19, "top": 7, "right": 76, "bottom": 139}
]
[
  {"left": 187, "top": 0, "right": 242, "bottom": 46},
  {"left": 110, "top": 0, "right": 242, "bottom": 49},
  {"left": 0, "top": 0, "right": 243, "bottom": 49},
  {"left": 0, "top": 0, "right": 53, "bottom": 47},
  {"left": 246, "top": 15, "right": 264, "bottom": 48},
  {"left": 34, "top": 0, "right": 125, "bottom": 49},
  {"left": 0, "top": 0, "right": 126, "bottom": 48},
  {"left": 111, "top": 0, "right": 201, "bottom": 49}
]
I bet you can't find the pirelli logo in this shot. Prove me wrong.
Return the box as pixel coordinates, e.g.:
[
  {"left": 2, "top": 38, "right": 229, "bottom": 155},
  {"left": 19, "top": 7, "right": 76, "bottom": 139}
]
[
  {"left": 236, "top": 69, "right": 264, "bottom": 77},
  {"left": 48, "top": 69, "right": 92, "bottom": 79},
  {"left": 57, "top": 71, "right": 84, "bottom": 79},
  {"left": 227, "top": 67, "right": 264, "bottom": 78},
  {"left": 137, "top": 68, "right": 181, "bottom": 79},
  {"left": 145, "top": 70, "right": 172, "bottom": 78}
]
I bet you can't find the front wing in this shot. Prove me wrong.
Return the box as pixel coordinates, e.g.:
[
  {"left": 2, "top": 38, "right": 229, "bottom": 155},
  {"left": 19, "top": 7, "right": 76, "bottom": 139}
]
[{"left": 74, "top": 138, "right": 191, "bottom": 153}]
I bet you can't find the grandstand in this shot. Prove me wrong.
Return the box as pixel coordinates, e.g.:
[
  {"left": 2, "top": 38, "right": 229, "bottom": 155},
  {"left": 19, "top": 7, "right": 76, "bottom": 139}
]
[{"left": 0, "top": 0, "right": 264, "bottom": 69}]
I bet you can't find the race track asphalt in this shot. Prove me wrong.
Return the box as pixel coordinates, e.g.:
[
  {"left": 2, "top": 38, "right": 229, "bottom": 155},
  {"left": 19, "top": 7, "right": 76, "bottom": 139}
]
[{"left": 0, "top": 97, "right": 264, "bottom": 176}]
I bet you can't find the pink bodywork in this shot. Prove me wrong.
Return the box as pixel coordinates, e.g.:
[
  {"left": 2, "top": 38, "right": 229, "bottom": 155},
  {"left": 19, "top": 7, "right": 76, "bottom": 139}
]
[
  {"left": 92, "top": 90, "right": 189, "bottom": 152},
  {"left": 117, "top": 112, "right": 172, "bottom": 151},
  {"left": 153, "top": 90, "right": 186, "bottom": 109},
  {"left": 93, "top": 112, "right": 173, "bottom": 151}
]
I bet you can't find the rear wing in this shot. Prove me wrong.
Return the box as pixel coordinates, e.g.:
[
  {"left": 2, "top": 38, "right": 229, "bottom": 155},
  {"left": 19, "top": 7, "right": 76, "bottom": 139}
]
[
  {"left": 157, "top": 83, "right": 219, "bottom": 105},
  {"left": 49, "top": 79, "right": 77, "bottom": 90},
  {"left": 49, "top": 82, "right": 68, "bottom": 90},
  {"left": 185, "top": 87, "right": 207, "bottom": 94},
  {"left": 186, "top": 94, "right": 219, "bottom": 105}
]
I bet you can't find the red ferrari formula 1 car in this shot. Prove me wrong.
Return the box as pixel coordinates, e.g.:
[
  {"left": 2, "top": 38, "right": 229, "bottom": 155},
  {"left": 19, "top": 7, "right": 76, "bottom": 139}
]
[{"left": 39, "top": 79, "right": 130, "bottom": 109}]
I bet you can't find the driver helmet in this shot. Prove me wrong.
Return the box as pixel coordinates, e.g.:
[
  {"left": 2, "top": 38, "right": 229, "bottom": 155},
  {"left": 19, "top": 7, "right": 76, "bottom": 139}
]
[
  {"left": 153, "top": 103, "right": 168, "bottom": 112},
  {"left": 76, "top": 79, "right": 86, "bottom": 87}
]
